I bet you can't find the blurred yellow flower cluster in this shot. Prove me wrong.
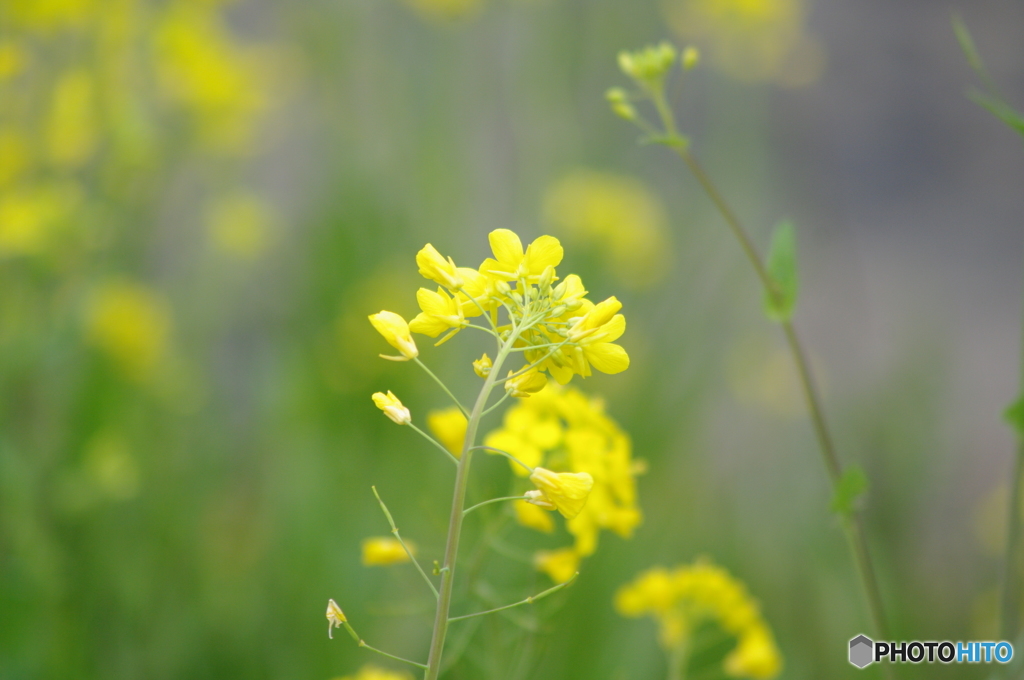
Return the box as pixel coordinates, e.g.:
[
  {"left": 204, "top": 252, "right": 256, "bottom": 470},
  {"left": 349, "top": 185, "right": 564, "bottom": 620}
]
[
  {"left": 368, "top": 229, "right": 629, "bottom": 389},
  {"left": 481, "top": 384, "right": 642, "bottom": 582},
  {"left": 663, "top": 0, "right": 824, "bottom": 86},
  {"left": 543, "top": 169, "right": 672, "bottom": 289},
  {"left": 0, "top": 0, "right": 281, "bottom": 264},
  {"left": 86, "top": 279, "right": 171, "bottom": 383},
  {"left": 616, "top": 560, "right": 782, "bottom": 679},
  {"left": 400, "top": 0, "right": 483, "bottom": 22}
]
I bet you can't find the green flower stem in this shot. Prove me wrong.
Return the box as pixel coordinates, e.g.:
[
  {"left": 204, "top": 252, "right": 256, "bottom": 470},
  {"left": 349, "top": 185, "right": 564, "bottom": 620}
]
[
  {"left": 667, "top": 640, "right": 687, "bottom": 680},
  {"left": 481, "top": 390, "right": 512, "bottom": 417},
  {"left": 1002, "top": 269, "right": 1024, "bottom": 641},
  {"left": 408, "top": 423, "right": 459, "bottom": 466},
  {"left": 468, "top": 445, "right": 535, "bottom": 475},
  {"left": 414, "top": 358, "right": 469, "bottom": 417},
  {"left": 462, "top": 495, "right": 527, "bottom": 517},
  {"left": 447, "top": 572, "right": 579, "bottom": 622},
  {"left": 497, "top": 340, "right": 571, "bottom": 383},
  {"left": 651, "top": 93, "right": 891, "bottom": 645},
  {"left": 358, "top": 640, "right": 428, "bottom": 670},
  {"left": 372, "top": 485, "right": 439, "bottom": 599},
  {"left": 423, "top": 329, "right": 519, "bottom": 680}
]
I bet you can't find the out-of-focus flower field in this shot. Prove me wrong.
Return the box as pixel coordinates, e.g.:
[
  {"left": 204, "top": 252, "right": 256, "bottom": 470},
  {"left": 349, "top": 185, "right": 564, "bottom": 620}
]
[{"left": 2, "top": 0, "right": 1023, "bottom": 678}]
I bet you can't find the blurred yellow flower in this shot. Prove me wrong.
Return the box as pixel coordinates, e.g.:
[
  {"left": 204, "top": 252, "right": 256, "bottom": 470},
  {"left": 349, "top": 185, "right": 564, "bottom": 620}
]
[
  {"left": 663, "top": 0, "right": 825, "bottom": 86},
  {"left": 334, "top": 665, "right": 413, "bottom": 680},
  {"left": 5, "top": 0, "right": 96, "bottom": 30},
  {"left": 0, "top": 128, "right": 31, "bottom": 187},
  {"left": 543, "top": 169, "right": 672, "bottom": 288},
  {"left": 514, "top": 499, "right": 554, "bottom": 533},
  {"left": 46, "top": 68, "right": 98, "bottom": 168},
  {"left": 616, "top": 560, "right": 783, "bottom": 678},
  {"left": 153, "top": 3, "right": 269, "bottom": 151},
  {"left": 426, "top": 407, "right": 467, "bottom": 456},
  {"left": 372, "top": 391, "right": 412, "bottom": 425},
  {"left": 86, "top": 279, "right": 172, "bottom": 382},
  {"left": 528, "top": 467, "right": 594, "bottom": 520},
  {"left": 534, "top": 548, "right": 579, "bottom": 583},
  {"left": 0, "top": 182, "right": 80, "bottom": 256},
  {"left": 0, "top": 41, "right": 26, "bottom": 80},
  {"left": 368, "top": 311, "right": 419, "bottom": 361},
  {"left": 361, "top": 536, "right": 413, "bottom": 566},
  {"left": 207, "top": 191, "right": 273, "bottom": 260}
]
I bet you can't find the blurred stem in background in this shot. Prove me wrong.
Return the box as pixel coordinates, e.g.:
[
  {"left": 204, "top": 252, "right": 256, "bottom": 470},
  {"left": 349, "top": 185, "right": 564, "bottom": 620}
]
[
  {"left": 953, "top": 16, "right": 1024, "bottom": 644},
  {"left": 611, "top": 43, "right": 892, "bottom": 661}
]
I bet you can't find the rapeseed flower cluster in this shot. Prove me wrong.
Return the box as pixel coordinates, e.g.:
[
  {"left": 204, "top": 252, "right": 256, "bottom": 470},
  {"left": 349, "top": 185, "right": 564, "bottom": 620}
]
[
  {"left": 368, "top": 228, "right": 629, "bottom": 387},
  {"left": 616, "top": 560, "right": 782, "bottom": 679},
  {"left": 482, "top": 384, "right": 642, "bottom": 582}
]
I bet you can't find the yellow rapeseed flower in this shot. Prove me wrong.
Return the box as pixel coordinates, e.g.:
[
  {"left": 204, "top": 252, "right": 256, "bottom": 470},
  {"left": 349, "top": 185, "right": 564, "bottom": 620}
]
[
  {"left": 528, "top": 467, "right": 594, "bottom": 520},
  {"left": 408, "top": 287, "right": 466, "bottom": 341},
  {"left": 426, "top": 407, "right": 467, "bottom": 456},
  {"left": 372, "top": 391, "right": 411, "bottom": 425},
  {"left": 416, "top": 243, "right": 464, "bottom": 290},
  {"left": 505, "top": 368, "right": 548, "bottom": 398},
  {"left": 361, "top": 537, "right": 413, "bottom": 566},
  {"left": 616, "top": 560, "right": 783, "bottom": 679},
  {"left": 479, "top": 229, "right": 564, "bottom": 283},
  {"left": 46, "top": 68, "right": 98, "bottom": 168},
  {"left": 368, "top": 311, "right": 419, "bottom": 361}
]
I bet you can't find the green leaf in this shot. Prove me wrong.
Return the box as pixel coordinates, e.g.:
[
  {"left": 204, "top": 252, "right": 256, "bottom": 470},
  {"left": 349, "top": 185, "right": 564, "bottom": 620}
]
[
  {"left": 831, "top": 464, "right": 868, "bottom": 517},
  {"left": 1005, "top": 395, "right": 1024, "bottom": 436},
  {"left": 762, "top": 220, "right": 799, "bottom": 322},
  {"left": 952, "top": 15, "right": 985, "bottom": 76},
  {"left": 968, "top": 90, "right": 1024, "bottom": 140}
]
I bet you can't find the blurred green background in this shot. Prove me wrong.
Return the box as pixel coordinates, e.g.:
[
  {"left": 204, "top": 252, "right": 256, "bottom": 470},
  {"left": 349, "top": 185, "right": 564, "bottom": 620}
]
[{"left": 2, "top": 0, "right": 1024, "bottom": 678}]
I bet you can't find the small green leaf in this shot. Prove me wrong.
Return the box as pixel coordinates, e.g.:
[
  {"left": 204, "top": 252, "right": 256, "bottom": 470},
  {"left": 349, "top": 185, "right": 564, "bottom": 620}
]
[
  {"left": 763, "top": 220, "right": 799, "bottom": 322},
  {"left": 1005, "top": 395, "right": 1024, "bottom": 436},
  {"left": 832, "top": 464, "right": 868, "bottom": 517},
  {"left": 952, "top": 16, "right": 985, "bottom": 76},
  {"left": 968, "top": 90, "right": 1024, "bottom": 139}
]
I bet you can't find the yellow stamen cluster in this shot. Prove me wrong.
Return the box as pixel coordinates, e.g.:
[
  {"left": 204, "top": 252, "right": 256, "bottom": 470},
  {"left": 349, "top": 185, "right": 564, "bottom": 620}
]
[
  {"left": 484, "top": 384, "right": 643, "bottom": 579},
  {"left": 366, "top": 229, "right": 629, "bottom": 387},
  {"left": 615, "top": 560, "right": 782, "bottom": 679}
]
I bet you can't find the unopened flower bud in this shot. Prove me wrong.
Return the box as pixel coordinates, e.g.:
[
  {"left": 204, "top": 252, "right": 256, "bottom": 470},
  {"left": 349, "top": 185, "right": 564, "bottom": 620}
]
[
  {"left": 682, "top": 46, "right": 700, "bottom": 71},
  {"left": 473, "top": 353, "right": 492, "bottom": 378},
  {"left": 605, "top": 87, "right": 637, "bottom": 121},
  {"left": 372, "top": 390, "right": 411, "bottom": 425}
]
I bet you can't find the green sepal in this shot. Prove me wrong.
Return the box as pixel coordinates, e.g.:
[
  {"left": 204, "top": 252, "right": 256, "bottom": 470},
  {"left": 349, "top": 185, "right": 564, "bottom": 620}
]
[
  {"left": 831, "top": 464, "right": 868, "bottom": 517},
  {"left": 763, "top": 220, "right": 799, "bottom": 322}
]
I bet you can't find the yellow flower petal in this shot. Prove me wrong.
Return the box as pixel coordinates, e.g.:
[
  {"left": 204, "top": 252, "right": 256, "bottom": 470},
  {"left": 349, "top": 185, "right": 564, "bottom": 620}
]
[
  {"left": 488, "top": 228, "right": 524, "bottom": 267},
  {"left": 523, "top": 234, "right": 564, "bottom": 275},
  {"left": 585, "top": 342, "right": 630, "bottom": 375}
]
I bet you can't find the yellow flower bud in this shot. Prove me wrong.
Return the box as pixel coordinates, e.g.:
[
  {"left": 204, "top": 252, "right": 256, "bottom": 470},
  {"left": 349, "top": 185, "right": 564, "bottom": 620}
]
[
  {"left": 528, "top": 467, "right": 594, "bottom": 519},
  {"left": 326, "top": 598, "right": 347, "bottom": 639},
  {"left": 372, "top": 391, "right": 411, "bottom": 425},
  {"left": 682, "top": 46, "right": 700, "bottom": 71},
  {"left": 361, "top": 536, "right": 413, "bottom": 566},
  {"left": 618, "top": 42, "right": 677, "bottom": 85},
  {"left": 605, "top": 87, "right": 637, "bottom": 121},
  {"left": 472, "top": 353, "right": 492, "bottom": 378},
  {"left": 505, "top": 368, "right": 548, "bottom": 398},
  {"left": 368, "top": 310, "right": 419, "bottom": 360},
  {"left": 416, "top": 243, "right": 464, "bottom": 290}
]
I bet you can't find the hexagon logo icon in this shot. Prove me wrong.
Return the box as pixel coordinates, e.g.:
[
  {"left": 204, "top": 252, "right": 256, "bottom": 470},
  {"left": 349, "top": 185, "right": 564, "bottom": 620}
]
[{"left": 849, "top": 634, "right": 874, "bottom": 668}]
